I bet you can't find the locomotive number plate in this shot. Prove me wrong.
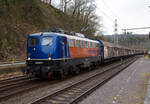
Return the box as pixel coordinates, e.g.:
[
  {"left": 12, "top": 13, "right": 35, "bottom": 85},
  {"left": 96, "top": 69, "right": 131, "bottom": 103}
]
[{"left": 35, "top": 62, "right": 43, "bottom": 64}]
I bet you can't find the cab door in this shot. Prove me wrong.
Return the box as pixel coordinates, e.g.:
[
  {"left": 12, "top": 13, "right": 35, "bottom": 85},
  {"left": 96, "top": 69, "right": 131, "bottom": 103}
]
[
  {"left": 27, "top": 37, "right": 41, "bottom": 59},
  {"left": 61, "top": 37, "right": 68, "bottom": 59}
]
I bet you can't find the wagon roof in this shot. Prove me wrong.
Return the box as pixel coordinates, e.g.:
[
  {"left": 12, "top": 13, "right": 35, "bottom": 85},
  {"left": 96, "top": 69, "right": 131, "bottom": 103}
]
[{"left": 101, "top": 40, "right": 132, "bottom": 49}]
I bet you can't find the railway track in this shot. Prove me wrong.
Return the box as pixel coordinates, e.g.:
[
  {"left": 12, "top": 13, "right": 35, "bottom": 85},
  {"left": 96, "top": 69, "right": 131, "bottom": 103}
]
[
  {"left": 29, "top": 56, "right": 138, "bottom": 104},
  {"left": 0, "top": 75, "right": 39, "bottom": 93},
  {"left": 0, "top": 76, "right": 59, "bottom": 102},
  {"left": 0, "top": 76, "right": 38, "bottom": 101},
  {"left": 0, "top": 75, "right": 27, "bottom": 85}
]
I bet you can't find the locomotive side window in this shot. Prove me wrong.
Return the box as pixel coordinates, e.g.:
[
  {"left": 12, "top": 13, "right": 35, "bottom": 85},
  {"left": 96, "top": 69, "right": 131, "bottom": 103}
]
[
  {"left": 85, "top": 41, "right": 88, "bottom": 48},
  {"left": 89, "top": 42, "right": 90, "bottom": 48},
  {"left": 75, "top": 40, "right": 79, "bottom": 47},
  {"left": 89, "top": 42, "right": 92, "bottom": 48},
  {"left": 69, "top": 39, "right": 74, "bottom": 47},
  {"left": 91, "top": 42, "right": 93, "bottom": 48},
  {"left": 41, "top": 36, "right": 53, "bottom": 46},
  {"left": 29, "top": 38, "right": 38, "bottom": 46},
  {"left": 93, "top": 42, "right": 95, "bottom": 48},
  {"left": 80, "top": 40, "right": 84, "bottom": 48}
]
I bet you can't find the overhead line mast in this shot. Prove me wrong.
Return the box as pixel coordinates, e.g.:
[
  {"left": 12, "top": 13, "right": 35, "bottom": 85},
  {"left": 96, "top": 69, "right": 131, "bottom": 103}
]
[{"left": 114, "top": 19, "right": 118, "bottom": 45}]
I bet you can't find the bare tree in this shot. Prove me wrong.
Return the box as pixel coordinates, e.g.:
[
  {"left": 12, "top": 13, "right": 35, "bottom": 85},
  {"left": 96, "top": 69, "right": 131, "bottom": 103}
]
[
  {"left": 66, "top": 0, "right": 100, "bottom": 33},
  {"left": 49, "top": 0, "right": 51, "bottom": 5},
  {"left": 42, "top": 0, "right": 52, "bottom": 5},
  {"left": 60, "top": 0, "right": 72, "bottom": 13},
  {"left": 71, "top": 0, "right": 86, "bottom": 17},
  {"left": 58, "top": 0, "right": 102, "bottom": 35}
]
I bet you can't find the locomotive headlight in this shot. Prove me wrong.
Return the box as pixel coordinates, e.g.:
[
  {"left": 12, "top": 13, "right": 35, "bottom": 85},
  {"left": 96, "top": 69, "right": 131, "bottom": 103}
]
[
  {"left": 48, "top": 57, "right": 51, "bottom": 60},
  {"left": 28, "top": 57, "right": 31, "bottom": 60}
]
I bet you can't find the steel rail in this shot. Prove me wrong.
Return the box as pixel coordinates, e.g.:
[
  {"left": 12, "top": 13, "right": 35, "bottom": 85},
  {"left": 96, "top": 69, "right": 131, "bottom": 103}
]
[
  {"left": 0, "top": 62, "right": 25, "bottom": 67},
  {"left": 0, "top": 75, "right": 26, "bottom": 84}
]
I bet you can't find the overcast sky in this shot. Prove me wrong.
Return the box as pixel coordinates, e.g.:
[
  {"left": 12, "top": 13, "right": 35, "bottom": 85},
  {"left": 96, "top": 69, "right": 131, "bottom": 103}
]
[{"left": 96, "top": 0, "right": 150, "bottom": 35}]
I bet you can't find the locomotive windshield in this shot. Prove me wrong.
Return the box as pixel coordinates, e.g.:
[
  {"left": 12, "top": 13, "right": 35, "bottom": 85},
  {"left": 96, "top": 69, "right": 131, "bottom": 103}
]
[
  {"left": 41, "top": 36, "right": 53, "bottom": 46},
  {"left": 29, "top": 37, "right": 38, "bottom": 46}
]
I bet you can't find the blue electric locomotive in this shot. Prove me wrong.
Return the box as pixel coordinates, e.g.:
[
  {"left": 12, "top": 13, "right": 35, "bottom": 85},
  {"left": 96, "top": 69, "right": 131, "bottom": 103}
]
[{"left": 26, "top": 32, "right": 104, "bottom": 78}]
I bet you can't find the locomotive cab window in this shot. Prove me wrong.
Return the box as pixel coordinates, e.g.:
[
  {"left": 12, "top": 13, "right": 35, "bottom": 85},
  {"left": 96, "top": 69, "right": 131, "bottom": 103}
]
[
  {"left": 41, "top": 36, "right": 53, "bottom": 46},
  {"left": 29, "top": 37, "right": 38, "bottom": 46}
]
